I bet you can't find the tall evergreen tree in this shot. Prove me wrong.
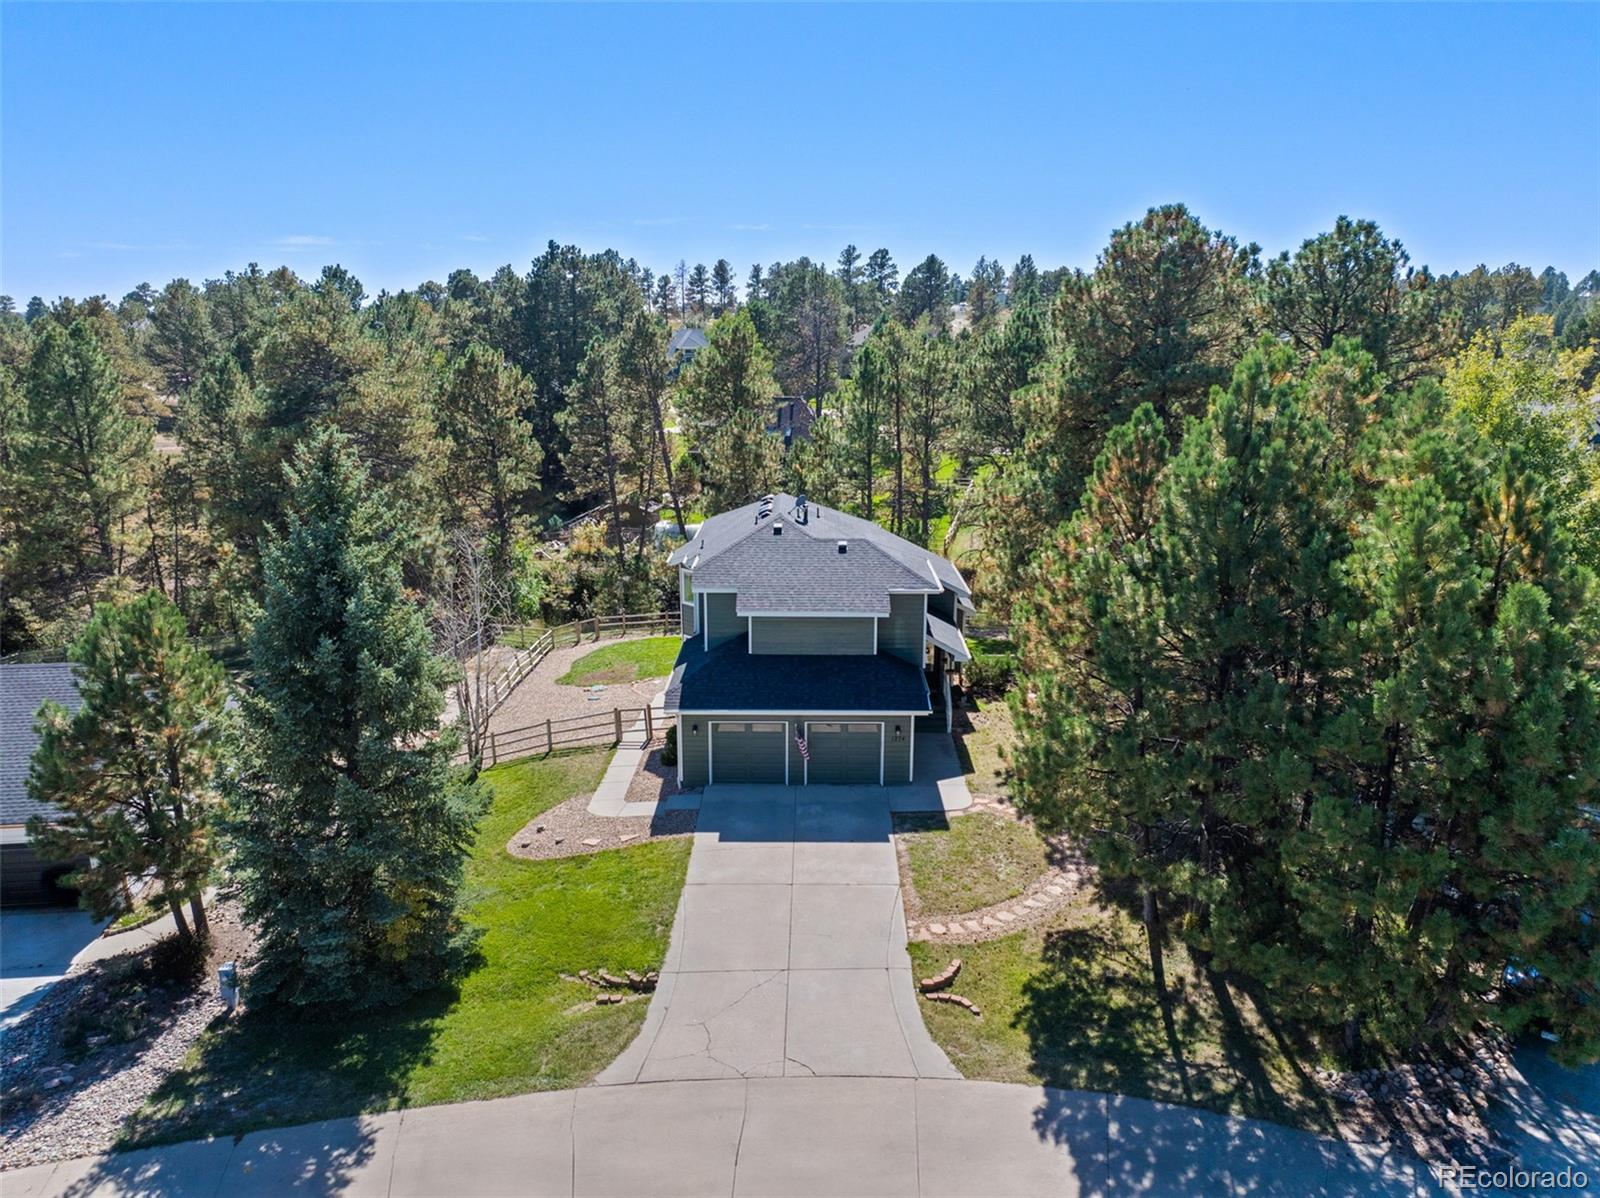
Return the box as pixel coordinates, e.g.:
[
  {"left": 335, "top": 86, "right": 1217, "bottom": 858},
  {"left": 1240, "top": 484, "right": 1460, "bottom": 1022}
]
[
  {"left": 147, "top": 278, "right": 219, "bottom": 400},
  {"left": 1263, "top": 216, "right": 1449, "bottom": 383},
  {"left": 226, "top": 428, "right": 485, "bottom": 1009},
  {"left": 2, "top": 319, "right": 153, "bottom": 642},
  {"left": 438, "top": 342, "right": 540, "bottom": 571},
  {"left": 675, "top": 309, "right": 779, "bottom": 510},
  {"left": 854, "top": 321, "right": 910, "bottom": 531},
  {"left": 27, "top": 591, "right": 226, "bottom": 943}
]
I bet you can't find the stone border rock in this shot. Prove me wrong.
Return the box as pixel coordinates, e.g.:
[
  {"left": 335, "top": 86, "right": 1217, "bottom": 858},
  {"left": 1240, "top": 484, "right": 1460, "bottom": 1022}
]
[{"left": 895, "top": 795, "right": 1094, "bottom": 943}]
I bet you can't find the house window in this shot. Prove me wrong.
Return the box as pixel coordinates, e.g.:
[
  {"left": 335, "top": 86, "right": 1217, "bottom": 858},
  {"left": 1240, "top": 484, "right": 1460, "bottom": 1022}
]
[
  {"left": 846, "top": 723, "right": 879, "bottom": 734},
  {"left": 810, "top": 722, "right": 842, "bottom": 733},
  {"left": 679, "top": 570, "right": 695, "bottom": 602},
  {"left": 749, "top": 722, "right": 783, "bottom": 733}
]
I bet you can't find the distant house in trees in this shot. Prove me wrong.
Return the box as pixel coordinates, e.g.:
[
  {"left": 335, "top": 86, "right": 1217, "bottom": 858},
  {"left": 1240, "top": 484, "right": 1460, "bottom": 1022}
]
[
  {"left": 767, "top": 397, "right": 815, "bottom": 450},
  {"left": 0, "top": 664, "right": 83, "bottom": 906},
  {"left": 667, "top": 326, "right": 709, "bottom": 377}
]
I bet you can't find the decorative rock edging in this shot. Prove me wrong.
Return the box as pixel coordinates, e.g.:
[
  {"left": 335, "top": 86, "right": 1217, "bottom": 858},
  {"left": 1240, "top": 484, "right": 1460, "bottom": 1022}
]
[
  {"left": 923, "top": 991, "right": 981, "bottom": 1016},
  {"left": 918, "top": 959, "right": 962, "bottom": 992},
  {"left": 898, "top": 797, "right": 1094, "bottom": 943}
]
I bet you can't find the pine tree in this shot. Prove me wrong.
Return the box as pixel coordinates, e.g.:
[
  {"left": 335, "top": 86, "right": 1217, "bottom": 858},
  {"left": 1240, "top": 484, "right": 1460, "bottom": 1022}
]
[
  {"left": 1014, "top": 342, "right": 1345, "bottom": 998},
  {"left": 906, "top": 329, "right": 955, "bottom": 546},
  {"left": 559, "top": 340, "right": 635, "bottom": 587},
  {"left": 147, "top": 279, "right": 219, "bottom": 399},
  {"left": 226, "top": 428, "right": 486, "bottom": 1009},
  {"left": 675, "top": 310, "right": 778, "bottom": 510},
  {"left": 855, "top": 321, "right": 910, "bottom": 531},
  {"left": 27, "top": 592, "right": 225, "bottom": 942},
  {"left": 438, "top": 342, "right": 540, "bottom": 570},
  {"left": 710, "top": 259, "right": 736, "bottom": 315},
  {"left": 687, "top": 263, "right": 711, "bottom": 316},
  {"left": 3, "top": 319, "right": 153, "bottom": 639}
]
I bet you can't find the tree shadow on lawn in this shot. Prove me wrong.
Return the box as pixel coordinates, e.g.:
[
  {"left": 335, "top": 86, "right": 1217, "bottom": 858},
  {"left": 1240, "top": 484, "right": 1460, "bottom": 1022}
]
[
  {"left": 115, "top": 981, "right": 459, "bottom": 1151},
  {"left": 1018, "top": 897, "right": 1337, "bottom": 1150}
]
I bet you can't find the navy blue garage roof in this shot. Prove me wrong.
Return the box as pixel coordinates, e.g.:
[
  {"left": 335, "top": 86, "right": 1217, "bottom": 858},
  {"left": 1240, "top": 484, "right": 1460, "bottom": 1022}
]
[{"left": 664, "top": 636, "right": 931, "bottom": 714}]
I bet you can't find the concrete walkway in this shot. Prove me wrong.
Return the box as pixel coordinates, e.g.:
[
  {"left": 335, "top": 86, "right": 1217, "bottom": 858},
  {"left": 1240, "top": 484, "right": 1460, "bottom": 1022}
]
[
  {"left": 585, "top": 691, "right": 668, "bottom": 817},
  {"left": 598, "top": 786, "right": 959, "bottom": 1083},
  {"left": 3, "top": 1077, "right": 1443, "bottom": 1197}
]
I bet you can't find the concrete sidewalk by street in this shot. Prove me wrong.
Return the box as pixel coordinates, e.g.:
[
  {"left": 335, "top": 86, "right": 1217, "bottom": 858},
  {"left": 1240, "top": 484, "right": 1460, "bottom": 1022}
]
[{"left": 2, "top": 1076, "right": 1443, "bottom": 1198}]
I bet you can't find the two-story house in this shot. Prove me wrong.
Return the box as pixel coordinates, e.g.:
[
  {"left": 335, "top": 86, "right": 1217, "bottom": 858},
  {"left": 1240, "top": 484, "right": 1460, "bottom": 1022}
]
[{"left": 665, "top": 493, "right": 972, "bottom": 787}]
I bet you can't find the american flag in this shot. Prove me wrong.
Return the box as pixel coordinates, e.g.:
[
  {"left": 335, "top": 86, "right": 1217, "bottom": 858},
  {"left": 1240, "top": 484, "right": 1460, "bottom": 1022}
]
[{"left": 795, "top": 733, "right": 810, "bottom": 762}]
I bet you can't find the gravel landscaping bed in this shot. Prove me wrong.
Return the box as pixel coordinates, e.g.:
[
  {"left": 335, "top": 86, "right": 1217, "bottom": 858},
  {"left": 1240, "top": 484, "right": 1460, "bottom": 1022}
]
[
  {"left": 0, "top": 903, "right": 252, "bottom": 1169},
  {"left": 507, "top": 781, "right": 696, "bottom": 862},
  {"left": 486, "top": 634, "right": 669, "bottom": 742}
]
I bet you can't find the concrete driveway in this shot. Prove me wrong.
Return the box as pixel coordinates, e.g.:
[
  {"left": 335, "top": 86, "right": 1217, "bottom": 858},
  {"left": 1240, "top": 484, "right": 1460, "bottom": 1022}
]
[
  {"left": 599, "top": 785, "right": 959, "bottom": 1083},
  {"left": 0, "top": 908, "right": 106, "bottom": 1027}
]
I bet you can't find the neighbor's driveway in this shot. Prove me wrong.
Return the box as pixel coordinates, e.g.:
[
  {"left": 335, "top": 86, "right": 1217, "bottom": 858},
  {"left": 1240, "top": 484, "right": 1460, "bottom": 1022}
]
[
  {"left": 598, "top": 785, "right": 959, "bottom": 1083},
  {"left": 0, "top": 909, "right": 105, "bottom": 1027}
]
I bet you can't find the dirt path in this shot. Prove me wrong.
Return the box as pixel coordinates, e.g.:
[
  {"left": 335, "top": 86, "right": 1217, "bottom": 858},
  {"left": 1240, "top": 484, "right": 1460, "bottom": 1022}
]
[{"left": 484, "top": 634, "right": 672, "bottom": 741}]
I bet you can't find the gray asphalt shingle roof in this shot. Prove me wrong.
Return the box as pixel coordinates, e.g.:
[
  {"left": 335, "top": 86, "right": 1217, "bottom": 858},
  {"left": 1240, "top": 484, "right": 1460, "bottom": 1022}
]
[
  {"left": 667, "top": 494, "right": 969, "bottom": 613},
  {"left": 664, "top": 635, "right": 931, "bottom": 714},
  {"left": 695, "top": 534, "right": 931, "bottom": 616},
  {"left": 1, "top": 663, "right": 81, "bottom": 826}
]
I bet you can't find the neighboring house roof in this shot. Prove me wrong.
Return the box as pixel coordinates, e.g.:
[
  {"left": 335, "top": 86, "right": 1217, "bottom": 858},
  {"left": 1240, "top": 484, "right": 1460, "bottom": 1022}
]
[
  {"left": 669, "top": 493, "right": 970, "bottom": 607},
  {"left": 0, "top": 663, "right": 81, "bottom": 827},
  {"left": 668, "top": 327, "right": 709, "bottom": 356},
  {"left": 664, "top": 634, "right": 930, "bottom": 714},
  {"left": 767, "top": 398, "right": 816, "bottom": 444}
]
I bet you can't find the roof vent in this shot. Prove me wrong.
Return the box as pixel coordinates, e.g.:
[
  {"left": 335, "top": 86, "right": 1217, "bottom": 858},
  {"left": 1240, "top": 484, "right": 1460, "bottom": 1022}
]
[
  {"left": 837, "top": 540, "right": 848, "bottom": 555},
  {"left": 773, "top": 521, "right": 784, "bottom": 536}
]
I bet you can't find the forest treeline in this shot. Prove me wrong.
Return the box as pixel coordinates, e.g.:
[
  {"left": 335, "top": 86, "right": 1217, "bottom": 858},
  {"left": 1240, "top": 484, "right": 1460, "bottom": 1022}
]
[
  {"left": 3, "top": 206, "right": 1595, "bottom": 655},
  {"left": 7, "top": 204, "right": 1600, "bottom": 1057}
]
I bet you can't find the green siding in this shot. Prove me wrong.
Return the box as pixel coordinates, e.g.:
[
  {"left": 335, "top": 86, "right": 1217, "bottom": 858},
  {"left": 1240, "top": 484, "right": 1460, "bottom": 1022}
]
[
  {"left": 703, "top": 592, "right": 743, "bottom": 646},
  {"left": 928, "top": 590, "right": 958, "bottom": 623},
  {"left": 750, "top": 616, "right": 875, "bottom": 655},
  {"left": 679, "top": 602, "right": 695, "bottom": 637},
  {"left": 878, "top": 593, "right": 925, "bottom": 665}
]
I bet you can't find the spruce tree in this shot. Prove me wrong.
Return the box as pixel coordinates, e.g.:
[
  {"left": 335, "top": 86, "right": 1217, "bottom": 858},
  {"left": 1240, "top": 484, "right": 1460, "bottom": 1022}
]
[
  {"left": 27, "top": 591, "right": 225, "bottom": 942},
  {"left": 226, "top": 427, "right": 485, "bottom": 1009}
]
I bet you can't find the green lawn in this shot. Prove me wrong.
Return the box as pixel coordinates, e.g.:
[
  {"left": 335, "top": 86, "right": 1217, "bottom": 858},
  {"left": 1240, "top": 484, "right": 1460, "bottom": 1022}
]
[
  {"left": 907, "top": 901, "right": 1340, "bottom": 1134},
  {"left": 903, "top": 812, "right": 1047, "bottom": 915},
  {"left": 119, "top": 749, "right": 690, "bottom": 1148},
  {"left": 953, "top": 692, "right": 1015, "bottom": 799},
  {"left": 557, "top": 636, "right": 681, "bottom": 686}
]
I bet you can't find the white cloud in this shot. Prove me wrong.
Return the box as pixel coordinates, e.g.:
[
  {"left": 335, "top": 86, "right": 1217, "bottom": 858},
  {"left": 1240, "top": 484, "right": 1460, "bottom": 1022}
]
[
  {"left": 730, "top": 223, "right": 772, "bottom": 232},
  {"left": 275, "top": 234, "right": 336, "bottom": 248}
]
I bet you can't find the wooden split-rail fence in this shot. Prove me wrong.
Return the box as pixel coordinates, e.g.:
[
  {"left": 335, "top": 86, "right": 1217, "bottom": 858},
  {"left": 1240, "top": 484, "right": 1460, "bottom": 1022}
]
[
  {"left": 473, "top": 703, "right": 663, "bottom": 767},
  {"left": 471, "top": 611, "right": 677, "bottom": 720}
]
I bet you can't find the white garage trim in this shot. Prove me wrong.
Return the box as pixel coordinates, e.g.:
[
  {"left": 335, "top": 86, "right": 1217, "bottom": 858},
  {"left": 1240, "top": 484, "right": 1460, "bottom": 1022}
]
[{"left": 675, "top": 715, "right": 684, "bottom": 785}]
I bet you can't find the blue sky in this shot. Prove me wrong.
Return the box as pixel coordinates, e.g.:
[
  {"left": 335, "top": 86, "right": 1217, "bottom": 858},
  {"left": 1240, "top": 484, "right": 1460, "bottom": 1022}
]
[{"left": 3, "top": 3, "right": 1597, "bottom": 303}]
